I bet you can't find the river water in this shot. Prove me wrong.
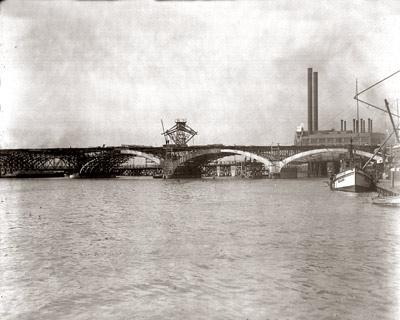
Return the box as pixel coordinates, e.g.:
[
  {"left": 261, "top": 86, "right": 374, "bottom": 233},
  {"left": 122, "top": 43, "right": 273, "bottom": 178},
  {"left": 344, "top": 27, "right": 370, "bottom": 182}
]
[{"left": 0, "top": 177, "right": 399, "bottom": 319}]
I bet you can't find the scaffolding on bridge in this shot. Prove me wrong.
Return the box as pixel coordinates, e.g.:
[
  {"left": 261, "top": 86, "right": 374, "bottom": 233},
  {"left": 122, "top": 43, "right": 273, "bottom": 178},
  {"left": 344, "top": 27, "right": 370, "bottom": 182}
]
[{"left": 162, "top": 119, "right": 197, "bottom": 147}]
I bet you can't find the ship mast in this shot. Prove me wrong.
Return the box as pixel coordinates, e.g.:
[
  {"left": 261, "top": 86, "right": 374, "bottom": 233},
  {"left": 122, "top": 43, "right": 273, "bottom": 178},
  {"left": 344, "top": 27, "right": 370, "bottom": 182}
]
[{"left": 356, "top": 79, "right": 360, "bottom": 145}]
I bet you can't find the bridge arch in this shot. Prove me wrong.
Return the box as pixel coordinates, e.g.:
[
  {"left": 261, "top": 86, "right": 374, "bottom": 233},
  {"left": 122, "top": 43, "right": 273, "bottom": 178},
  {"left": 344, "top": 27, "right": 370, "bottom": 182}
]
[
  {"left": 277, "top": 148, "right": 382, "bottom": 171},
  {"left": 119, "top": 149, "right": 161, "bottom": 165},
  {"left": 220, "top": 149, "right": 274, "bottom": 169},
  {"left": 164, "top": 148, "right": 275, "bottom": 177},
  {"left": 79, "top": 149, "right": 162, "bottom": 175}
]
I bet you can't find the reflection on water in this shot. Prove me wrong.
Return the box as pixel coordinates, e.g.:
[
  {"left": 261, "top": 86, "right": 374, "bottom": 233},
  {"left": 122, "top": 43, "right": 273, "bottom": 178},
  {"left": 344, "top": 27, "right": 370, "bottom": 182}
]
[{"left": 1, "top": 177, "right": 400, "bottom": 319}]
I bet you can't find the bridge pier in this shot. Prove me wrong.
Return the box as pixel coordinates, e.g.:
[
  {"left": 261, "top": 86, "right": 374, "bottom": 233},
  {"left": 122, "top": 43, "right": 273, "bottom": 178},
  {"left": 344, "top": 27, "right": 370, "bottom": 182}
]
[
  {"left": 230, "top": 165, "right": 236, "bottom": 177},
  {"left": 163, "top": 165, "right": 202, "bottom": 179},
  {"left": 308, "top": 161, "right": 327, "bottom": 177}
]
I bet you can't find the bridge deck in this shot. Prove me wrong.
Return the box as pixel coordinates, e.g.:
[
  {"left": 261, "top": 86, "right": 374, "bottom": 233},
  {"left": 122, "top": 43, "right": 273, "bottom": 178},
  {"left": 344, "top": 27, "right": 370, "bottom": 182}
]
[
  {"left": 0, "top": 144, "right": 378, "bottom": 153},
  {"left": 0, "top": 144, "right": 381, "bottom": 177}
]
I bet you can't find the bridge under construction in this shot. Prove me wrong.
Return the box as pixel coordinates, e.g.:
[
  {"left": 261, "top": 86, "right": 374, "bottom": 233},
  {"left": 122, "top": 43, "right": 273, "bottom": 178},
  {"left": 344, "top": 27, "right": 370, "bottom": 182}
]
[
  {"left": 0, "top": 143, "right": 382, "bottom": 179},
  {"left": 0, "top": 68, "right": 393, "bottom": 179}
]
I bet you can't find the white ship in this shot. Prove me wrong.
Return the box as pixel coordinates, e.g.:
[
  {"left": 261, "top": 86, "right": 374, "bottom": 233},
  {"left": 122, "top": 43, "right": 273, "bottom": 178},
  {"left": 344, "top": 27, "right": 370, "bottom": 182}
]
[{"left": 330, "top": 166, "right": 376, "bottom": 192}]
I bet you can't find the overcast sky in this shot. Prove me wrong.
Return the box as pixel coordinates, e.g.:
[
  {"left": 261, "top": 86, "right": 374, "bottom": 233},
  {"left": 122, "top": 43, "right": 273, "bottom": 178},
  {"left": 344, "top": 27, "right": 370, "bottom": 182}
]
[{"left": 1, "top": 0, "right": 400, "bottom": 148}]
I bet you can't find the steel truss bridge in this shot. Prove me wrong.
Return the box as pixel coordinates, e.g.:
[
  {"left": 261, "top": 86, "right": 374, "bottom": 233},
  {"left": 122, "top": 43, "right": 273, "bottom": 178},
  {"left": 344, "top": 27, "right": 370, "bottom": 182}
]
[{"left": 0, "top": 144, "right": 381, "bottom": 178}]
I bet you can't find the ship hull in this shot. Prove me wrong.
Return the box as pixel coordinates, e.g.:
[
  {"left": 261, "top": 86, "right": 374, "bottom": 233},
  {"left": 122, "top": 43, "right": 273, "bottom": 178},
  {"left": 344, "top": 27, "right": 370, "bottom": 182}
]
[{"left": 331, "top": 167, "right": 375, "bottom": 192}]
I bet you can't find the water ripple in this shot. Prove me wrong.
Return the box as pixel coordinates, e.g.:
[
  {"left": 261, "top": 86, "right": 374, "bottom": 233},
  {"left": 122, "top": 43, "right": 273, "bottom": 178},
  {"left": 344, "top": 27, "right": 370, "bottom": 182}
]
[{"left": 1, "top": 178, "right": 399, "bottom": 319}]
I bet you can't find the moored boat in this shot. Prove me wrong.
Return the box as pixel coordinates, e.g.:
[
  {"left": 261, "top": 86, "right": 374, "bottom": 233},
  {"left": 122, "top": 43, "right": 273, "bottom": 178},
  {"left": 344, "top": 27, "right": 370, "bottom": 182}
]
[
  {"left": 372, "top": 195, "right": 400, "bottom": 206},
  {"left": 329, "top": 115, "right": 396, "bottom": 193},
  {"left": 329, "top": 136, "right": 377, "bottom": 193},
  {"left": 330, "top": 166, "right": 376, "bottom": 192}
]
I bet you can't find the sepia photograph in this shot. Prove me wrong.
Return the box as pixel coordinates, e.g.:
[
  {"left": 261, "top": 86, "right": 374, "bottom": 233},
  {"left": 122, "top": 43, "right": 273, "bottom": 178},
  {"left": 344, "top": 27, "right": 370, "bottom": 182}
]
[{"left": 1, "top": 0, "right": 400, "bottom": 319}]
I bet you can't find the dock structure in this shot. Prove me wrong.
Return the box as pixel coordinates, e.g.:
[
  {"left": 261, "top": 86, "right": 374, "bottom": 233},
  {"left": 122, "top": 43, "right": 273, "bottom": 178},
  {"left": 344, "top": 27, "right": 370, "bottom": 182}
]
[
  {"left": 376, "top": 145, "right": 400, "bottom": 196},
  {"left": 376, "top": 168, "right": 400, "bottom": 196},
  {"left": 376, "top": 185, "right": 399, "bottom": 197}
]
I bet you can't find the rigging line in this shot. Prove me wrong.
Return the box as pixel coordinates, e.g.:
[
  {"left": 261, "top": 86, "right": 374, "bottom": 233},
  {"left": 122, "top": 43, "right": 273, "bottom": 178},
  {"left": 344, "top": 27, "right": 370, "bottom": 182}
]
[
  {"left": 356, "top": 97, "right": 400, "bottom": 119},
  {"left": 293, "top": 79, "right": 364, "bottom": 121},
  {"left": 317, "top": 83, "right": 353, "bottom": 104},
  {"left": 318, "top": 104, "right": 352, "bottom": 128},
  {"left": 355, "top": 69, "right": 400, "bottom": 97},
  {"left": 290, "top": 82, "right": 355, "bottom": 120},
  {"left": 353, "top": 70, "right": 400, "bottom": 119}
]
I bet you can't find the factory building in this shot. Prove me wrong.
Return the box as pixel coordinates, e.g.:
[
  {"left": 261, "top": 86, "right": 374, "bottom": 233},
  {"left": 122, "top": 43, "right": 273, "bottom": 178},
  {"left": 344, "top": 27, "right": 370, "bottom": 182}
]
[{"left": 294, "top": 68, "right": 387, "bottom": 147}]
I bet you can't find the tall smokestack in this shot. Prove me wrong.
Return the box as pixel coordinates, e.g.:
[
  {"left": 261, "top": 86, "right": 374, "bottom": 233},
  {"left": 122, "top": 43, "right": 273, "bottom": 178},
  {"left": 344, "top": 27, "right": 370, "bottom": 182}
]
[
  {"left": 353, "top": 119, "right": 356, "bottom": 133},
  {"left": 344, "top": 121, "right": 346, "bottom": 131},
  {"left": 341, "top": 120, "right": 343, "bottom": 131},
  {"left": 308, "top": 68, "right": 313, "bottom": 134},
  {"left": 360, "top": 118, "right": 363, "bottom": 133},
  {"left": 370, "top": 119, "right": 373, "bottom": 133},
  {"left": 313, "top": 71, "right": 318, "bottom": 132}
]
